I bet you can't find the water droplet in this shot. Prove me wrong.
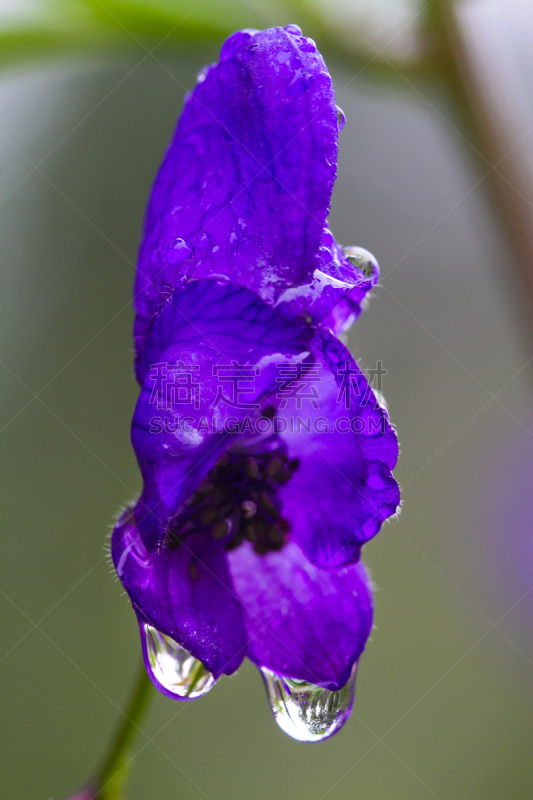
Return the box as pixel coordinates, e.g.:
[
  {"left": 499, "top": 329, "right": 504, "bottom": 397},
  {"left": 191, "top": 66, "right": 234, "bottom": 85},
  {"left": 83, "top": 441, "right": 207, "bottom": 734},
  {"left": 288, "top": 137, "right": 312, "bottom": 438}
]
[
  {"left": 241, "top": 42, "right": 259, "bottom": 61},
  {"left": 143, "top": 624, "right": 216, "bottom": 699},
  {"left": 286, "top": 69, "right": 314, "bottom": 96},
  {"left": 342, "top": 246, "right": 379, "bottom": 282},
  {"left": 336, "top": 105, "right": 346, "bottom": 131},
  {"left": 166, "top": 238, "right": 192, "bottom": 264},
  {"left": 196, "top": 64, "right": 212, "bottom": 84},
  {"left": 284, "top": 24, "right": 302, "bottom": 36},
  {"left": 261, "top": 664, "right": 357, "bottom": 742},
  {"left": 298, "top": 38, "right": 316, "bottom": 53},
  {"left": 195, "top": 232, "right": 211, "bottom": 250}
]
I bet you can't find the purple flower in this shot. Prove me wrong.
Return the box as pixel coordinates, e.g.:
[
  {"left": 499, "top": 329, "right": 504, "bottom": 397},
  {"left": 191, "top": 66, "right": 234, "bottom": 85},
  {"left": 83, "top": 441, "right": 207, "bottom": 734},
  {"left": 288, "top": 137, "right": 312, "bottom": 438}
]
[{"left": 112, "top": 25, "right": 400, "bottom": 741}]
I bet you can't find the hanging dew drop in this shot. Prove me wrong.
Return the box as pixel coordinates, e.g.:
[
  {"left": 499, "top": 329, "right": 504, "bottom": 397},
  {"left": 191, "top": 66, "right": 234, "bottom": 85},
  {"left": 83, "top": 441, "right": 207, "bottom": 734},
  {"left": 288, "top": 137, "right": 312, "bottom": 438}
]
[
  {"left": 336, "top": 105, "right": 346, "bottom": 131},
  {"left": 342, "top": 246, "right": 379, "bottom": 281},
  {"left": 260, "top": 663, "right": 357, "bottom": 742},
  {"left": 143, "top": 624, "right": 216, "bottom": 699}
]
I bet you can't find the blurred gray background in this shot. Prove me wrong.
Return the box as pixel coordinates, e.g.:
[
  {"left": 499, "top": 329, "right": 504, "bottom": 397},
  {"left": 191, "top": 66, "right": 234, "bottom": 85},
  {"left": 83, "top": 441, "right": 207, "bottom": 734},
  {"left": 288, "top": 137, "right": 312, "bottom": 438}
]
[{"left": 2, "top": 2, "right": 533, "bottom": 798}]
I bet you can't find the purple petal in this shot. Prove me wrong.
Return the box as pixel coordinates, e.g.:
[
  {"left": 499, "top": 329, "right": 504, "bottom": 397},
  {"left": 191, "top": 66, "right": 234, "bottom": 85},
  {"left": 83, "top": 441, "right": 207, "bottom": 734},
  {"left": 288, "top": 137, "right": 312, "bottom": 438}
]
[
  {"left": 275, "top": 229, "right": 378, "bottom": 333},
  {"left": 132, "top": 279, "right": 311, "bottom": 550},
  {"left": 276, "top": 327, "right": 400, "bottom": 566},
  {"left": 227, "top": 540, "right": 373, "bottom": 690},
  {"left": 133, "top": 26, "right": 340, "bottom": 360},
  {"left": 112, "top": 509, "right": 246, "bottom": 678},
  {"left": 137, "top": 278, "right": 311, "bottom": 383}
]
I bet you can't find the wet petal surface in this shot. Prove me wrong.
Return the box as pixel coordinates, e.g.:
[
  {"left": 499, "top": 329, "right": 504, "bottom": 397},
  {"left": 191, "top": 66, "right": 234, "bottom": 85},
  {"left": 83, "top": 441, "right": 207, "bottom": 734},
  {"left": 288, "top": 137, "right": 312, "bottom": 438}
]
[
  {"left": 133, "top": 279, "right": 311, "bottom": 550},
  {"left": 276, "top": 327, "right": 400, "bottom": 566},
  {"left": 112, "top": 508, "right": 246, "bottom": 679},
  {"left": 134, "top": 26, "right": 343, "bottom": 360},
  {"left": 227, "top": 539, "right": 373, "bottom": 690}
]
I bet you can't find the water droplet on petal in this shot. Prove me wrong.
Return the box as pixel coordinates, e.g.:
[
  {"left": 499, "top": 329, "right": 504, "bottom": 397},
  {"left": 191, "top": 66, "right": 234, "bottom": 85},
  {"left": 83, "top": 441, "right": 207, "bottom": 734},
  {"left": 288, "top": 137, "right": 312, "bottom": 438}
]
[
  {"left": 196, "top": 64, "right": 213, "bottom": 84},
  {"left": 336, "top": 105, "right": 346, "bottom": 131},
  {"left": 261, "top": 664, "right": 357, "bottom": 742},
  {"left": 143, "top": 624, "right": 216, "bottom": 699},
  {"left": 342, "top": 246, "right": 379, "bottom": 282},
  {"left": 299, "top": 37, "right": 316, "bottom": 53},
  {"left": 166, "top": 238, "right": 192, "bottom": 264},
  {"left": 286, "top": 69, "right": 314, "bottom": 96},
  {"left": 241, "top": 42, "right": 259, "bottom": 61},
  {"left": 195, "top": 231, "right": 211, "bottom": 250},
  {"left": 284, "top": 24, "right": 302, "bottom": 36}
]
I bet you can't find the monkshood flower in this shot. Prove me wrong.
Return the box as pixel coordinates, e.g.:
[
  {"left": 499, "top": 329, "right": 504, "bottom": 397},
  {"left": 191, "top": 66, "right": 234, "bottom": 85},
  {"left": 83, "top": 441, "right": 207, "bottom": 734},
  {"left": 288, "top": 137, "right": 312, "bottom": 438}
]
[{"left": 112, "top": 24, "right": 400, "bottom": 742}]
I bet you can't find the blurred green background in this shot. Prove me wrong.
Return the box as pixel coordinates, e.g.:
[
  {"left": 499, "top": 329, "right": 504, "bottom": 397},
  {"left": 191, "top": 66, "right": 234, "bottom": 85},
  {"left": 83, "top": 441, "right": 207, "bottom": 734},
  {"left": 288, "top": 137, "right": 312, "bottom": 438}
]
[{"left": 2, "top": 1, "right": 533, "bottom": 798}]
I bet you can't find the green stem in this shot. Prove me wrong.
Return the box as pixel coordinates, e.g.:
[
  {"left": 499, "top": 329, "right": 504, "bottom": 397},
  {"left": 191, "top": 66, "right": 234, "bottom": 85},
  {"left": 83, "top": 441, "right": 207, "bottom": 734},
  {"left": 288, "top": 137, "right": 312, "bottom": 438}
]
[{"left": 94, "top": 659, "right": 154, "bottom": 800}]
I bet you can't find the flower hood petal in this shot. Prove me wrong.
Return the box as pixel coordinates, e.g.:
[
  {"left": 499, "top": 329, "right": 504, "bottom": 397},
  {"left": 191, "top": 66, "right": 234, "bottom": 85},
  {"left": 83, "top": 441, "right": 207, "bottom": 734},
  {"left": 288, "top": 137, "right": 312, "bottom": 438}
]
[{"left": 133, "top": 25, "right": 372, "bottom": 374}]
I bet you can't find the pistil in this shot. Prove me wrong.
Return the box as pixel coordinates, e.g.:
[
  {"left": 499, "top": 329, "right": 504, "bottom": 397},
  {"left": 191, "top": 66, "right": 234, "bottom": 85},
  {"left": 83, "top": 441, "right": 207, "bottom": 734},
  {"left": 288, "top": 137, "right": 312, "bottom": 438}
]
[{"left": 166, "top": 445, "right": 299, "bottom": 555}]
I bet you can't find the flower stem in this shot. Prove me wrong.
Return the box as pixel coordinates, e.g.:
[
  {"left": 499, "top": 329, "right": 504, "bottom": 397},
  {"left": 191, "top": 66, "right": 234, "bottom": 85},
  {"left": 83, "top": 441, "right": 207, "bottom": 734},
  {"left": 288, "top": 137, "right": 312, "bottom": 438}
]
[{"left": 94, "top": 658, "right": 154, "bottom": 800}]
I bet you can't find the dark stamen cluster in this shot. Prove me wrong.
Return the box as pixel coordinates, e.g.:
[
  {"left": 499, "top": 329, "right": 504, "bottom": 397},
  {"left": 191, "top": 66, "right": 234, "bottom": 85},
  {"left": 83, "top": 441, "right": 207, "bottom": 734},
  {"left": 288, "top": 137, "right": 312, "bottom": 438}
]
[{"left": 166, "top": 443, "right": 299, "bottom": 556}]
